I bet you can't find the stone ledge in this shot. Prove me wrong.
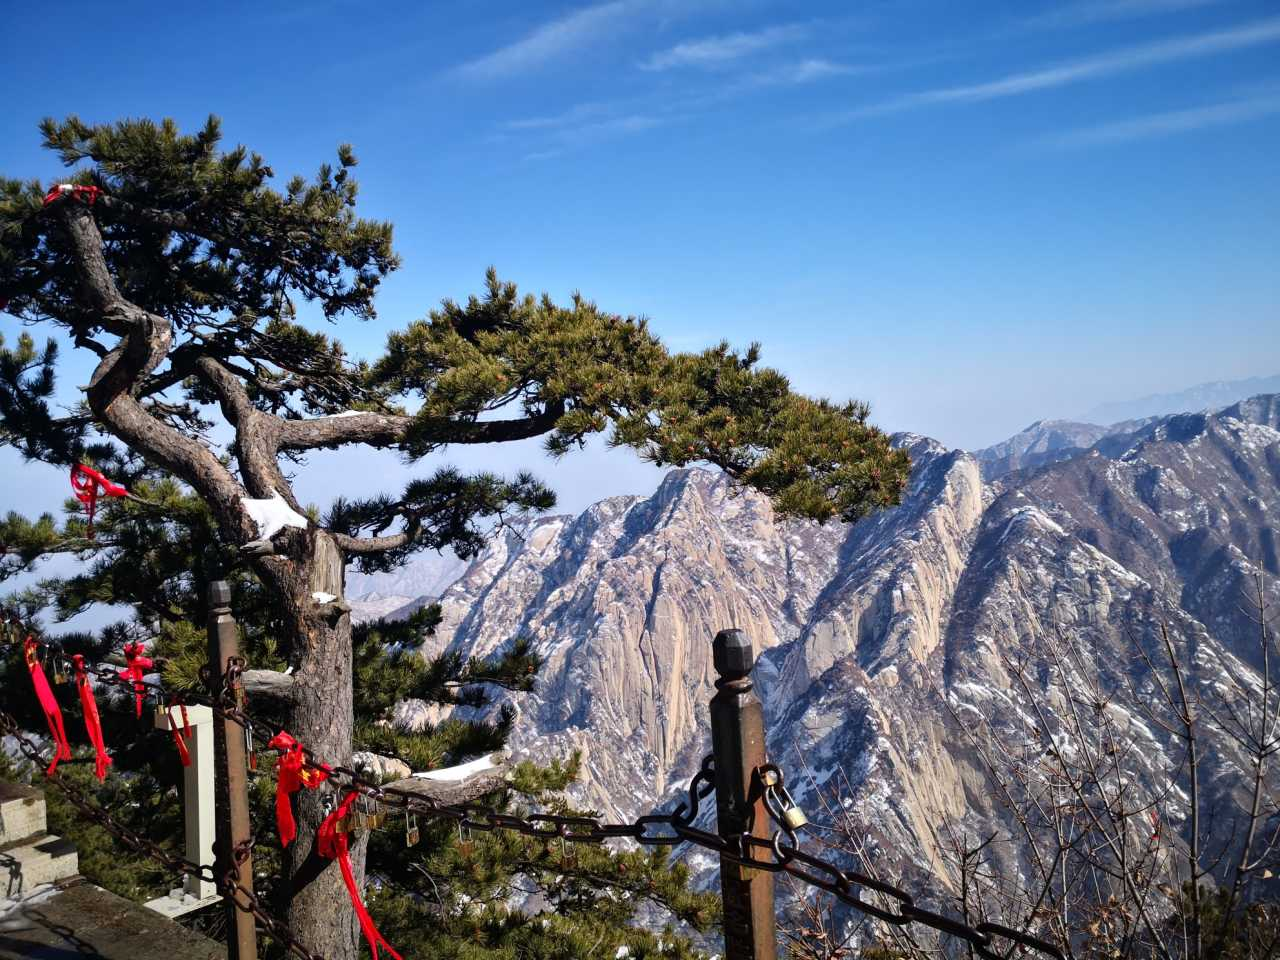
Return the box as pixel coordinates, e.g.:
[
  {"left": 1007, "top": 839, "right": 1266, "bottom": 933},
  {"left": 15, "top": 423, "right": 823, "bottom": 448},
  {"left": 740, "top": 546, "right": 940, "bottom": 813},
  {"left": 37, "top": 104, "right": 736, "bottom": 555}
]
[{"left": 0, "top": 880, "right": 222, "bottom": 960}]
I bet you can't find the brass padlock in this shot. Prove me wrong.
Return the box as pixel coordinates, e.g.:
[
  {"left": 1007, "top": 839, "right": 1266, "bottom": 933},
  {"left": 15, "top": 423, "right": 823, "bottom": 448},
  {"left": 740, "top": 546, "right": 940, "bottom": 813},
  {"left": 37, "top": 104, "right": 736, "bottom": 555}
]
[
  {"left": 782, "top": 802, "right": 809, "bottom": 831},
  {"left": 405, "top": 813, "right": 420, "bottom": 848},
  {"left": 154, "top": 703, "right": 168, "bottom": 725},
  {"left": 774, "top": 782, "right": 808, "bottom": 831}
]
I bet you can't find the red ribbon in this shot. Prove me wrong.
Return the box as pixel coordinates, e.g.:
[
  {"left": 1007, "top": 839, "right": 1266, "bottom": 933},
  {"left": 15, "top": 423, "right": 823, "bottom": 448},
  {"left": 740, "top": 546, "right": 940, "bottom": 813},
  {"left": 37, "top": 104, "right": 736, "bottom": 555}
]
[
  {"left": 267, "top": 731, "right": 329, "bottom": 848},
  {"left": 70, "top": 463, "right": 128, "bottom": 539},
  {"left": 118, "top": 641, "right": 153, "bottom": 719},
  {"left": 167, "top": 700, "right": 192, "bottom": 767},
  {"left": 42, "top": 184, "right": 103, "bottom": 207},
  {"left": 25, "top": 638, "right": 72, "bottom": 777},
  {"left": 319, "top": 791, "right": 403, "bottom": 960},
  {"left": 72, "top": 654, "right": 112, "bottom": 781}
]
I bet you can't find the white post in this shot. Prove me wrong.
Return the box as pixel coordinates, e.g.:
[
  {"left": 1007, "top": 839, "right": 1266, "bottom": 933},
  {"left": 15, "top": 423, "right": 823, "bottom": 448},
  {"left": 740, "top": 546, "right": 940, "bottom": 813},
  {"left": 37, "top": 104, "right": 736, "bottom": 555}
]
[{"left": 154, "top": 704, "right": 216, "bottom": 900}]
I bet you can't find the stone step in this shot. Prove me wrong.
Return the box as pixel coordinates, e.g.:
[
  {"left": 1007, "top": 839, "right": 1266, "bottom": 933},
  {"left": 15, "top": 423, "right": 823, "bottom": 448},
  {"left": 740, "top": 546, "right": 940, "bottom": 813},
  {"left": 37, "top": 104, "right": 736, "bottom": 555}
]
[
  {"left": 0, "top": 782, "right": 47, "bottom": 844},
  {"left": 0, "top": 833, "right": 79, "bottom": 896}
]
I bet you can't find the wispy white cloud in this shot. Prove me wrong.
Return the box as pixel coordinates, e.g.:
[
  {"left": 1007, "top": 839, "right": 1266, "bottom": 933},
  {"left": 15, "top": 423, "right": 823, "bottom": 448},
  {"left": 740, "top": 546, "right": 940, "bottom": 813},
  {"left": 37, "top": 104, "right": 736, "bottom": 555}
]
[
  {"left": 503, "top": 102, "right": 617, "bottom": 131},
  {"left": 844, "top": 16, "right": 1280, "bottom": 119},
  {"left": 517, "top": 112, "right": 669, "bottom": 161},
  {"left": 640, "top": 23, "right": 808, "bottom": 71},
  {"left": 1040, "top": 91, "right": 1280, "bottom": 147},
  {"left": 1022, "top": 0, "right": 1226, "bottom": 31},
  {"left": 456, "top": 1, "right": 636, "bottom": 80}
]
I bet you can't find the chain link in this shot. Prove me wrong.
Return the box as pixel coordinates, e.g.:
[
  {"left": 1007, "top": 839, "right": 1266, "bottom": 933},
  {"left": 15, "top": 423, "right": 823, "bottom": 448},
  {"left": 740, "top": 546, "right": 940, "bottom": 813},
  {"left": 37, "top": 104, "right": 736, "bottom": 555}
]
[{"left": 1, "top": 622, "right": 1065, "bottom": 960}]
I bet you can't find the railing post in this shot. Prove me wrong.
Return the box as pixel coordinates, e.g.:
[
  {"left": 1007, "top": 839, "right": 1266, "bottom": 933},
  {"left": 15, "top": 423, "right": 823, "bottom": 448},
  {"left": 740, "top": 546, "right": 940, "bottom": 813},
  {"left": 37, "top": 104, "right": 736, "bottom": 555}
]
[
  {"left": 207, "top": 580, "right": 259, "bottom": 960},
  {"left": 710, "top": 628, "right": 777, "bottom": 960}
]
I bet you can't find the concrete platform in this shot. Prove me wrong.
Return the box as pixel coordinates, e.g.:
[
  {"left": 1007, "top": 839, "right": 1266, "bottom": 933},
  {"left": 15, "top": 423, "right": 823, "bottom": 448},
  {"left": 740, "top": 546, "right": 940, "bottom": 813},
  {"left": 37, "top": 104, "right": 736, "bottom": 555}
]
[{"left": 0, "top": 880, "right": 223, "bottom": 959}]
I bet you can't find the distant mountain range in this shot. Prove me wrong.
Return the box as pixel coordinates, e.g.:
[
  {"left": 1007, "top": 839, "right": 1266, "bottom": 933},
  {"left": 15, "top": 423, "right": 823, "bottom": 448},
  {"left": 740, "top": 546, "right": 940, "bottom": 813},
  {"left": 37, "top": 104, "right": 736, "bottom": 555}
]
[
  {"left": 1078, "top": 372, "right": 1280, "bottom": 425},
  {"left": 348, "top": 374, "right": 1280, "bottom": 609}
]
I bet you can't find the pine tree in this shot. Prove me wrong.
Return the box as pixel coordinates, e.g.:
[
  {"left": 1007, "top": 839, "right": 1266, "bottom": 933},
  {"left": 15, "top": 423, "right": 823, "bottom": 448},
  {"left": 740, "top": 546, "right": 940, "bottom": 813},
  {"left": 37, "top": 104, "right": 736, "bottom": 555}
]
[{"left": 0, "top": 115, "right": 910, "bottom": 959}]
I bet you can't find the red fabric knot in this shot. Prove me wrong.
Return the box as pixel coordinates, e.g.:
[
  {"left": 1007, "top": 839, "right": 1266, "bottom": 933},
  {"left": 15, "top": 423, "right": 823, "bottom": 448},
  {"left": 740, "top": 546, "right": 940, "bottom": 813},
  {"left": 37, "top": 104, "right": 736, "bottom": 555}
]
[
  {"left": 25, "top": 638, "right": 71, "bottom": 777},
  {"left": 319, "top": 791, "right": 403, "bottom": 960},
  {"left": 267, "top": 731, "right": 330, "bottom": 848},
  {"left": 42, "top": 184, "right": 103, "bottom": 207},
  {"left": 72, "top": 654, "right": 112, "bottom": 780},
  {"left": 118, "top": 641, "right": 153, "bottom": 719},
  {"left": 70, "top": 464, "right": 128, "bottom": 540}
]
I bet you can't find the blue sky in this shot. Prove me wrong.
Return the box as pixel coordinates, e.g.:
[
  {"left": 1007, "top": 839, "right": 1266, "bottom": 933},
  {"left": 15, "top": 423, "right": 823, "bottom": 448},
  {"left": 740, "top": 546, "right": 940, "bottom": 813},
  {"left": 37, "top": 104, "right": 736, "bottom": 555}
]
[{"left": 2, "top": 0, "right": 1279, "bottom": 527}]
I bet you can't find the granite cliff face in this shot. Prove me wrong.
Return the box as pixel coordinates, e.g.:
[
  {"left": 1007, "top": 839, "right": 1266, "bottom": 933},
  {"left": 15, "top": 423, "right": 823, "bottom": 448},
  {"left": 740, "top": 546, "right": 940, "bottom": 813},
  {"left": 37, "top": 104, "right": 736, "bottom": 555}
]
[{"left": 390, "top": 394, "right": 1280, "bottom": 898}]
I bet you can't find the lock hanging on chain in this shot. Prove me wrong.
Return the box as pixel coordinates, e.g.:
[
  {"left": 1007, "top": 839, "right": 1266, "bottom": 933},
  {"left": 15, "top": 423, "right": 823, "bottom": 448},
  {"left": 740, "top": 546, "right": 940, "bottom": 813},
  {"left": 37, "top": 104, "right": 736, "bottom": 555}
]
[
  {"left": 405, "top": 811, "right": 420, "bottom": 848},
  {"left": 760, "top": 765, "right": 809, "bottom": 832}
]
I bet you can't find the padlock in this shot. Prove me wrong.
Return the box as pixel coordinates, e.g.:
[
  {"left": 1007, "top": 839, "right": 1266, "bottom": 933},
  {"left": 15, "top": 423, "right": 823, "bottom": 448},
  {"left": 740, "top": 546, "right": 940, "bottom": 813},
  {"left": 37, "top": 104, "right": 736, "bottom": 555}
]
[
  {"left": 773, "top": 782, "right": 808, "bottom": 831},
  {"left": 154, "top": 702, "right": 168, "bottom": 725},
  {"left": 405, "top": 813, "right": 420, "bottom": 848}
]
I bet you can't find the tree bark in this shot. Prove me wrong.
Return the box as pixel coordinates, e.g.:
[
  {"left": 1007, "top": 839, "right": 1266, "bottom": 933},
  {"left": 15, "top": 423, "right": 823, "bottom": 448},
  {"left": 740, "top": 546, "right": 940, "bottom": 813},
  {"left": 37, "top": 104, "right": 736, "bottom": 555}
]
[{"left": 278, "top": 529, "right": 364, "bottom": 960}]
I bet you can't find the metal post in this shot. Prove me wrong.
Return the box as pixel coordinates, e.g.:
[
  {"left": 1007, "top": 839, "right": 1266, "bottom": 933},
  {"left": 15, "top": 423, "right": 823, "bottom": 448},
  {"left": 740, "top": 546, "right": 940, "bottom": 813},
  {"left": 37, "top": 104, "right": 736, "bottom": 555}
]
[
  {"left": 710, "top": 628, "right": 777, "bottom": 960},
  {"left": 207, "top": 580, "right": 258, "bottom": 960}
]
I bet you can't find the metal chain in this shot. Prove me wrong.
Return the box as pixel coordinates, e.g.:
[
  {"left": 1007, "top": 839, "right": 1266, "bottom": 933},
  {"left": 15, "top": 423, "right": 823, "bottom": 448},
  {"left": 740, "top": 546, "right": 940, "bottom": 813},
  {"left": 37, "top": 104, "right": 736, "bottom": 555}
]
[{"left": 1, "top": 623, "right": 1065, "bottom": 960}]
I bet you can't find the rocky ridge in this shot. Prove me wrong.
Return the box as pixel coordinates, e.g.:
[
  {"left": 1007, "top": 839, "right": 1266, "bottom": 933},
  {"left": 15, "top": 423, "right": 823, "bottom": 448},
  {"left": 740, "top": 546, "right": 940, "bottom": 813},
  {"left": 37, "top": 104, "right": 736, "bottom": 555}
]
[{"left": 388, "top": 394, "right": 1280, "bottom": 907}]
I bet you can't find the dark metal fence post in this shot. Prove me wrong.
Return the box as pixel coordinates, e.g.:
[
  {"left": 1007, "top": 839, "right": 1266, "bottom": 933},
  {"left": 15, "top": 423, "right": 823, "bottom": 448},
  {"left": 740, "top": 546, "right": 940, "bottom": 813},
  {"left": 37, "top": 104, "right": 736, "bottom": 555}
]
[
  {"left": 208, "top": 580, "right": 258, "bottom": 960},
  {"left": 710, "top": 628, "right": 777, "bottom": 960}
]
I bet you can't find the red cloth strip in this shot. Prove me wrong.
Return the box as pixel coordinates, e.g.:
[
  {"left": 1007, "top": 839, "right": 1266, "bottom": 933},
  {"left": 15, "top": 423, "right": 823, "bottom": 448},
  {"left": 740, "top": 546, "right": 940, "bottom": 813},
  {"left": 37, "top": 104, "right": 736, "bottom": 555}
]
[
  {"left": 319, "top": 792, "right": 403, "bottom": 960},
  {"left": 25, "top": 638, "right": 72, "bottom": 777},
  {"left": 267, "top": 731, "right": 330, "bottom": 848},
  {"left": 167, "top": 702, "right": 191, "bottom": 767},
  {"left": 42, "top": 184, "right": 103, "bottom": 207},
  {"left": 72, "top": 655, "right": 112, "bottom": 781},
  {"left": 118, "top": 641, "right": 153, "bottom": 719},
  {"left": 70, "top": 464, "right": 128, "bottom": 540}
]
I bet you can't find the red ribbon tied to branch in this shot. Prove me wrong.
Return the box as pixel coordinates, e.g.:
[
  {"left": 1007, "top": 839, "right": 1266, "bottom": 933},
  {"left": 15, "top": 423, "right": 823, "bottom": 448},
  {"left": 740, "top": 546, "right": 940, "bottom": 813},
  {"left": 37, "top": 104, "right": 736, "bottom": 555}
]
[
  {"left": 70, "top": 464, "right": 128, "bottom": 539},
  {"left": 72, "top": 654, "right": 112, "bottom": 781},
  {"left": 267, "top": 731, "right": 330, "bottom": 848},
  {"left": 319, "top": 791, "right": 404, "bottom": 960},
  {"left": 42, "top": 184, "right": 103, "bottom": 207},
  {"left": 118, "top": 641, "right": 153, "bottom": 719},
  {"left": 25, "top": 638, "right": 72, "bottom": 777}
]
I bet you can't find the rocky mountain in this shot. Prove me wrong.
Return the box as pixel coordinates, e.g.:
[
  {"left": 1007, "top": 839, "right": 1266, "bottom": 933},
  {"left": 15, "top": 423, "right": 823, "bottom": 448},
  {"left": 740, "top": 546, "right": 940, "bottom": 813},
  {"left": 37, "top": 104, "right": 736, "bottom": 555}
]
[
  {"left": 386, "top": 393, "right": 1280, "bottom": 923},
  {"left": 346, "top": 549, "right": 468, "bottom": 623},
  {"left": 974, "top": 416, "right": 1155, "bottom": 479}
]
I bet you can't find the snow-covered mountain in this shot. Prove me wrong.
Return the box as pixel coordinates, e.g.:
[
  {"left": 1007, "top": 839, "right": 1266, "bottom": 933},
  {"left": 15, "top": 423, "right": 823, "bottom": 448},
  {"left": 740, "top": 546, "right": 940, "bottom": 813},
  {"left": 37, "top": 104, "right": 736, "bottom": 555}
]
[
  {"left": 345, "top": 550, "right": 468, "bottom": 623},
  {"left": 377, "top": 394, "right": 1280, "bottom": 908}
]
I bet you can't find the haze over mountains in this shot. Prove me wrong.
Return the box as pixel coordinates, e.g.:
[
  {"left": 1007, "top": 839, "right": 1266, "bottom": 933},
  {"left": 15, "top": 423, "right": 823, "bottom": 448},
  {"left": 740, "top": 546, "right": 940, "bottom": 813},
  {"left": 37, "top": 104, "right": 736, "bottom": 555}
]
[
  {"left": 350, "top": 380, "right": 1280, "bottom": 911},
  {"left": 1079, "top": 373, "right": 1280, "bottom": 426}
]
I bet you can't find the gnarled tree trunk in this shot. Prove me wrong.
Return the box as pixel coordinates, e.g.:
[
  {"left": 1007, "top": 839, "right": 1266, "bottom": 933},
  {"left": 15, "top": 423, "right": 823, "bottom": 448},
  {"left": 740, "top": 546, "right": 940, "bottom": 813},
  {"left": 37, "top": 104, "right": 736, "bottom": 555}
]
[{"left": 275, "top": 531, "right": 365, "bottom": 960}]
